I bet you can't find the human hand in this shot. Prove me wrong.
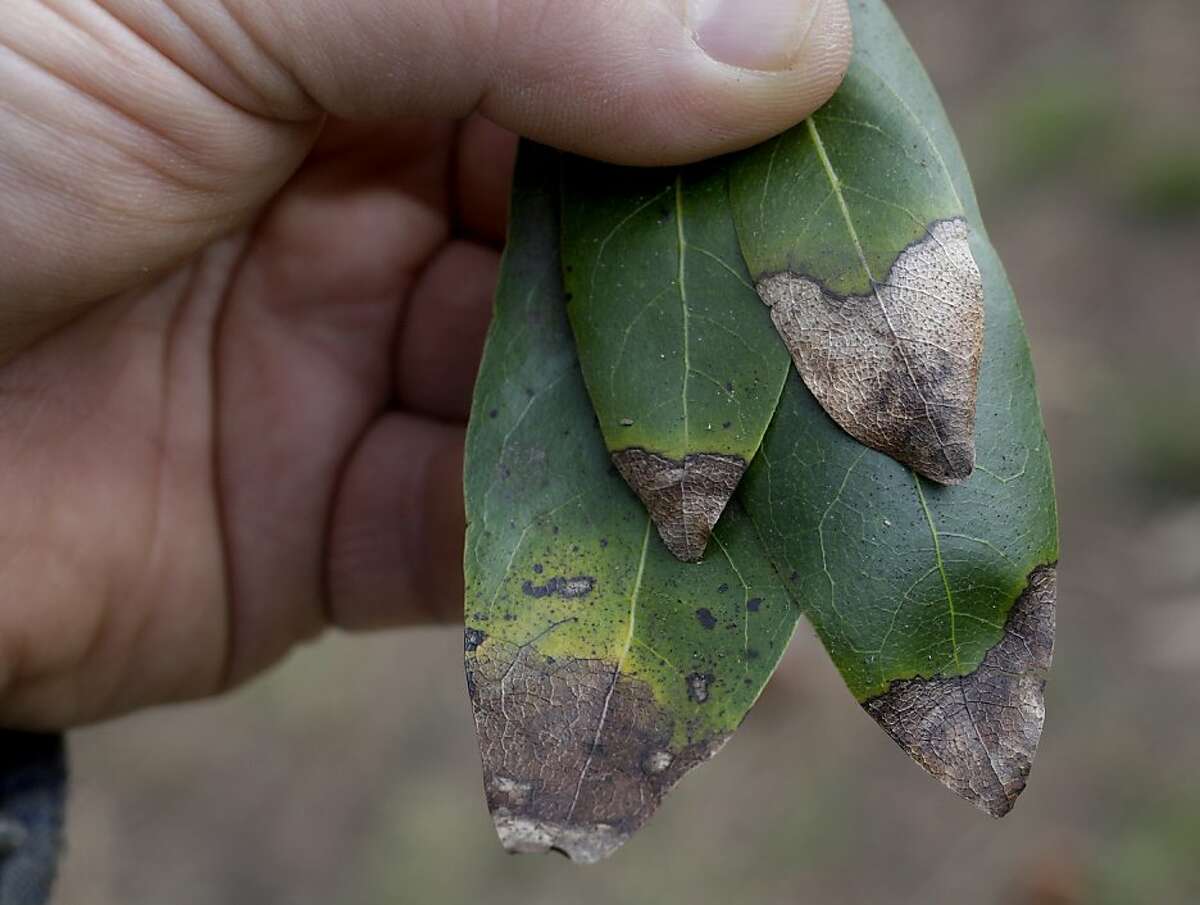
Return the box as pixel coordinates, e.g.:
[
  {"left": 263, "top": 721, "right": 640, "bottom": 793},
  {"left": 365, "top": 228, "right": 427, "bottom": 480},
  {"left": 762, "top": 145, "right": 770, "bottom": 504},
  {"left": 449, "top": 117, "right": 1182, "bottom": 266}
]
[{"left": 0, "top": 0, "right": 851, "bottom": 728}]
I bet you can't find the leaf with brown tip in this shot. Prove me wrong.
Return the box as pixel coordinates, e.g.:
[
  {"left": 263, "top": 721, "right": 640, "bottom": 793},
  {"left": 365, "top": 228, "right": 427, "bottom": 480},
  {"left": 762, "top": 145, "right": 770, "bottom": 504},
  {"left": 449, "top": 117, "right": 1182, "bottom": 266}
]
[
  {"left": 465, "top": 144, "right": 800, "bottom": 861},
  {"left": 732, "top": 0, "right": 1060, "bottom": 817},
  {"left": 730, "top": 27, "right": 985, "bottom": 485},
  {"left": 757, "top": 218, "right": 983, "bottom": 484},
  {"left": 561, "top": 159, "right": 790, "bottom": 561},
  {"left": 864, "top": 566, "right": 1055, "bottom": 816}
]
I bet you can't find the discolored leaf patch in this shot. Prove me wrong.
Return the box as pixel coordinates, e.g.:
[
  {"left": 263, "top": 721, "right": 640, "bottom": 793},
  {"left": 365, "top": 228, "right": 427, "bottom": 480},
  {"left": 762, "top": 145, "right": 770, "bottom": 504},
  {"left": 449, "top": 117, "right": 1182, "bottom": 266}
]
[
  {"left": 611, "top": 449, "right": 745, "bottom": 562},
  {"left": 730, "top": 28, "right": 988, "bottom": 484},
  {"left": 757, "top": 218, "right": 983, "bottom": 484},
  {"left": 562, "top": 160, "right": 790, "bottom": 562},
  {"left": 466, "top": 639, "right": 726, "bottom": 863},
  {"left": 521, "top": 575, "right": 596, "bottom": 599},
  {"left": 864, "top": 566, "right": 1056, "bottom": 816}
]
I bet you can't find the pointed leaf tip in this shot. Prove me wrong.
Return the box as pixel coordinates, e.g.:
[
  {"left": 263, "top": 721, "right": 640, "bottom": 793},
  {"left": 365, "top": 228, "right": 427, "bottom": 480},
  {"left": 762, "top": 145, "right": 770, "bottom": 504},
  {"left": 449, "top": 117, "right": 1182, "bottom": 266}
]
[
  {"left": 468, "top": 145, "right": 801, "bottom": 862},
  {"left": 612, "top": 450, "right": 746, "bottom": 562},
  {"left": 468, "top": 640, "right": 728, "bottom": 863},
  {"left": 863, "top": 566, "right": 1056, "bottom": 817},
  {"left": 561, "top": 158, "right": 790, "bottom": 559},
  {"left": 757, "top": 219, "right": 984, "bottom": 485}
]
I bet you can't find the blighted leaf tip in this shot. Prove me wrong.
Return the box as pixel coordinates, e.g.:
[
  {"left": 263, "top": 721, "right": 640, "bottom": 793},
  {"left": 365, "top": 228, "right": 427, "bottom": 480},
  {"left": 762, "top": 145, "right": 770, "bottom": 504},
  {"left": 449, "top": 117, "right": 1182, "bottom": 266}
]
[
  {"left": 757, "top": 218, "right": 984, "bottom": 485},
  {"left": 468, "top": 639, "right": 729, "bottom": 862},
  {"left": 862, "top": 565, "right": 1056, "bottom": 817},
  {"left": 492, "top": 814, "right": 625, "bottom": 864},
  {"left": 612, "top": 449, "right": 746, "bottom": 562}
]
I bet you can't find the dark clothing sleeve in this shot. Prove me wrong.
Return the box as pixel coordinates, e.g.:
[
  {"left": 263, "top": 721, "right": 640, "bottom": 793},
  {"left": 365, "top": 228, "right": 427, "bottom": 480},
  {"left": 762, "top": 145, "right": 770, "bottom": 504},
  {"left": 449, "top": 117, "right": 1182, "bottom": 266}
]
[{"left": 0, "top": 734, "right": 66, "bottom": 905}]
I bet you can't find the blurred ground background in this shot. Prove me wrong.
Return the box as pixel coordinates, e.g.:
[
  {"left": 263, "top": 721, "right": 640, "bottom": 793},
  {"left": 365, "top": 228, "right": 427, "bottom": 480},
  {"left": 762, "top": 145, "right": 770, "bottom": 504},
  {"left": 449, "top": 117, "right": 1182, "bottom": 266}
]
[{"left": 53, "top": 1, "right": 1200, "bottom": 903}]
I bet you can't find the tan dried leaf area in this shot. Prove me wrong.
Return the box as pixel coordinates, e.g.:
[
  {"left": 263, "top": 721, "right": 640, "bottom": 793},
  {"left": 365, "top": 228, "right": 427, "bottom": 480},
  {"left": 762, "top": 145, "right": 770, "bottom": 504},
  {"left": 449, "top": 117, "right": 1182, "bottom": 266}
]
[
  {"left": 611, "top": 449, "right": 745, "bottom": 563},
  {"left": 863, "top": 565, "right": 1056, "bottom": 817},
  {"left": 466, "top": 636, "right": 725, "bottom": 863},
  {"left": 757, "top": 219, "right": 984, "bottom": 484}
]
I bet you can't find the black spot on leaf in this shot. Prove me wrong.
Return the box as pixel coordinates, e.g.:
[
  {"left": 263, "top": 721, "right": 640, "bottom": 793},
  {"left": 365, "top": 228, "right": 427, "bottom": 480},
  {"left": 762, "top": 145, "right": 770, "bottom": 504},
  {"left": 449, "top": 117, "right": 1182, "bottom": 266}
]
[
  {"left": 686, "top": 673, "right": 714, "bottom": 704},
  {"left": 522, "top": 576, "right": 597, "bottom": 599}
]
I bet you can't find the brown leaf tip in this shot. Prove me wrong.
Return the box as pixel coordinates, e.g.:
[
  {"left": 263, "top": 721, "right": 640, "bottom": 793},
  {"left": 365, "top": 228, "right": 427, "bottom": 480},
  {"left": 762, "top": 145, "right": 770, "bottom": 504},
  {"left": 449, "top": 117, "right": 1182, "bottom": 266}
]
[
  {"left": 492, "top": 814, "right": 625, "bottom": 864},
  {"left": 757, "top": 218, "right": 984, "bottom": 485},
  {"left": 611, "top": 449, "right": 746, "bottom": 562},
  {"left": 863, "top": 565, "right": 1057, "bottom": 817},
  {"left": 467, "top": 638, "right": 727, "bottom": 862}
]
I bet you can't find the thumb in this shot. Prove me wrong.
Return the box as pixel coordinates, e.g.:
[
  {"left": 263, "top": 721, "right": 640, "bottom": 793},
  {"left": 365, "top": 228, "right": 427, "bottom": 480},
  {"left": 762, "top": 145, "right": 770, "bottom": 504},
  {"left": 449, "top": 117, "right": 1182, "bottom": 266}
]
[
  {"left": 242, "top": 0, "right": 853, "bottom": 164},
  {"left": 0, "top": 0, "right": 850, "bottom": 348}
]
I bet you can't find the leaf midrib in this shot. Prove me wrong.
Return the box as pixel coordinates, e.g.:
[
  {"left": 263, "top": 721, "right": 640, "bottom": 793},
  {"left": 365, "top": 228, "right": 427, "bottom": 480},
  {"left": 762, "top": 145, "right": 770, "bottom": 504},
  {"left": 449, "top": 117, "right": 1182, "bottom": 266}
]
[
  {"left": 566, "top": 516, "right": 652, "bottom": 820},
  {"left": 913, "top": 472, "right": 963, "bottom": 671},
  {"left": 805, "top": 116, "right": 877, "bottom": 283},
  {"left": 674, "top": 173, "right": 691, "bottom": 451},
  {"left": 753, "top": 120, "right": 968, "bottom": 673},
  {"left": 805, "top": 114, "right": 954, "bottom": 464}
]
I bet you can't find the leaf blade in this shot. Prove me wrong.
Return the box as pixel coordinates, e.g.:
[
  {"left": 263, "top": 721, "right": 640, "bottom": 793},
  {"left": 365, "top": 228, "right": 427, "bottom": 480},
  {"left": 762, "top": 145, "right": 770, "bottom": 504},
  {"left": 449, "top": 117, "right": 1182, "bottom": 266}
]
[
  {"left": 730, "top": 11, "right": 985, "bottom": 484},
  {"left": 734, "top": 0, "right": 1059, "bottom": 816},
  {"left": 468, "top": 0, "right": 1060, "bottom": 839},
  {"left": 562, "top": 158, "right": 790, "bottom": 560},
  {"left": 465, "top": 144, "right": 800, "bottom": 861}
]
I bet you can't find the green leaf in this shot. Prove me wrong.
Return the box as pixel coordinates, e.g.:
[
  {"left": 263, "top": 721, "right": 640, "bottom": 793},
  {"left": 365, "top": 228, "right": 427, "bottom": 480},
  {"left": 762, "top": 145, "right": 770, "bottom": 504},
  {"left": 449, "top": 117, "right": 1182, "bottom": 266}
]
[
  {"left": 729, "top": 0, "right": 985, "bottom": 485},
  {"left": 464, "top": 144, "right": 800, "bottom": 863},
  {"left": 464, "top": 0, "right": 1060, "bottom": 857},
  {"left": 734, "top": 0, "right": 1059, "bottom": 817},
  {"left": 561, "top": 158, "right": 791, "bottom": 562}
]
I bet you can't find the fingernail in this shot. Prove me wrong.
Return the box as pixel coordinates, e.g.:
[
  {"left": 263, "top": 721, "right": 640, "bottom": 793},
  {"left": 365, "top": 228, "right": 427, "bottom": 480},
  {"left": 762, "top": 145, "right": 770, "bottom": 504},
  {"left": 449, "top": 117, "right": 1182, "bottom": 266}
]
[{"left": 689, "top": 0, "right": 817, "bottom": 71}]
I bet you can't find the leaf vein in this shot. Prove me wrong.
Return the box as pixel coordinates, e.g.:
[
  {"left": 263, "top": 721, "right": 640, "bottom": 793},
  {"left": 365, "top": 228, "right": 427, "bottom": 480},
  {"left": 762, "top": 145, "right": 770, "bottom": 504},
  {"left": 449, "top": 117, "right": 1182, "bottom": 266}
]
[
  {"left": 566, "top": 517, "right": 652, "bottom": 821},
  {"left": 913, "top": 472, "right": 962, "bottom": 671}
]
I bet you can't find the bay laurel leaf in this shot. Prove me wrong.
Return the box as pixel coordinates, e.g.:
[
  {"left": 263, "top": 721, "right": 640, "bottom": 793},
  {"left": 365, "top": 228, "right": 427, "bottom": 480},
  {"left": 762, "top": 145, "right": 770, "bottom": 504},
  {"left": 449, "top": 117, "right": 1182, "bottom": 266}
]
[
  {"left": 730, "top": 3, "right": 985, "bottom": 485},
  {"left": 733, "top": 0, "right": 1059, "bottom": 816},
  {"left": 464, "top": 145, "right": 800, "bottom": 861},
  {"left": 463, "top": 0, "right": 1061, "bottom": 858},
  {"left": 562, "top": 158, "right": 790, "bottom": 562}
]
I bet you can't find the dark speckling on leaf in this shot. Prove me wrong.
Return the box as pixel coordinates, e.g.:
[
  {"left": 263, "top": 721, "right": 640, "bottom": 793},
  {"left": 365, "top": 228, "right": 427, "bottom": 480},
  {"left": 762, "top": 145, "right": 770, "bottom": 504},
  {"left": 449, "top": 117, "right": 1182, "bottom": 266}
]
[
  {"left": 686, "top": 673, "right": 713, "bottom": 704},
  {"left": 521, "top": 576, "right": 596, "bottom": 600},
  {"left": 464, "top": 20, "right": 1060, "bottom": 859}
]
